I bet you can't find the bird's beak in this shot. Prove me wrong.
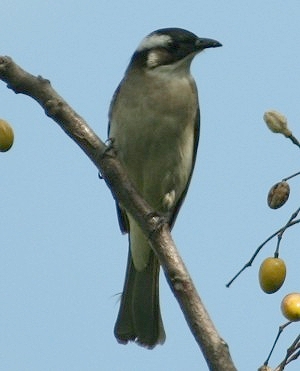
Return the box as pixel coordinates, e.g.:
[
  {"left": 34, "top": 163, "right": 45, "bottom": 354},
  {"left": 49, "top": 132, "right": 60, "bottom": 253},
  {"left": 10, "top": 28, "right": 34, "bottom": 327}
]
[{"left": 195, "top": 38, "right": 222, "bottom": 51}]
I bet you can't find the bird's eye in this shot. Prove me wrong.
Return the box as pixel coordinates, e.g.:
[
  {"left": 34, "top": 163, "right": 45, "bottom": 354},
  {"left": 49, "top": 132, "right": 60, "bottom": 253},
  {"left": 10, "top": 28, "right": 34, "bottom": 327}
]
[{"left": 165, "top": 39, "right": 178, "bottom": 51}]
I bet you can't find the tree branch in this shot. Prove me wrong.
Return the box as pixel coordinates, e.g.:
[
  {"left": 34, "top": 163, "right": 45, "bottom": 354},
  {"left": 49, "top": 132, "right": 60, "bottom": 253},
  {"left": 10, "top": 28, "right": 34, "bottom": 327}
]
[{"left": 0, "top": 56, "right": 237, "bottom": 371}]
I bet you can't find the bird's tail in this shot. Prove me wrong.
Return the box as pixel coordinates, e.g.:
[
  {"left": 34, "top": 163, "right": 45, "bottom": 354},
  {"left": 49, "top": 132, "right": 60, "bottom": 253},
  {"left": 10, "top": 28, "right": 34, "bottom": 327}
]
[{"left": 114, "top": 249, "right": 166, "bottom": 348}]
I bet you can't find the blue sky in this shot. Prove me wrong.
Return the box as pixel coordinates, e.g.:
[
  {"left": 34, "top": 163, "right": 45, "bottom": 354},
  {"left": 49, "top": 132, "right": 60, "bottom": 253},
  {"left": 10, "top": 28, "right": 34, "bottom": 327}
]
[{"left": 1, "top": 1, "right": 300, "bottom": 370}]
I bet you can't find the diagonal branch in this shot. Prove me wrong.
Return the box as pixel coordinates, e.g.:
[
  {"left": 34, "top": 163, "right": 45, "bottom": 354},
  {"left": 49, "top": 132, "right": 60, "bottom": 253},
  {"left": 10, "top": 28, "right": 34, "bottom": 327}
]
[{"left": 0, "top": 55, "right": 237, "bottom": 371}]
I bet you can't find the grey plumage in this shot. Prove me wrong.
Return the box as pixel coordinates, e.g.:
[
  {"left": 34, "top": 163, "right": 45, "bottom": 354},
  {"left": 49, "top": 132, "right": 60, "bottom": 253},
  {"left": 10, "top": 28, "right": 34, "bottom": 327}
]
[{"left": 108, "top": 28, "right": 221, "bottom": 348}]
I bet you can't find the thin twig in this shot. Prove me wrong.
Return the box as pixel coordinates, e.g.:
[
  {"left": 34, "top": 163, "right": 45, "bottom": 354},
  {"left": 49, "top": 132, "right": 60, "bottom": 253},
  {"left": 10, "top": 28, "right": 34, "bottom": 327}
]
[
  {"left": 263, "top": 322, "right": 292, "bottom": 366},
  {"left": 275, "top": 207, "right": 300, "bottom": 256},
  {"left": 226, "top": 218, "right": 300, "bottom": 287},
  {"left": 275, "top": 334, "right": 300, "bottom": 371}
]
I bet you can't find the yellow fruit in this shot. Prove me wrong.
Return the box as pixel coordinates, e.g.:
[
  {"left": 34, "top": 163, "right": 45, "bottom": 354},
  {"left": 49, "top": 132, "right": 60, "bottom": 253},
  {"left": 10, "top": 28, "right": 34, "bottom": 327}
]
[
  {"left": 267, "top": 181, "right": 290, "bottom": 209},
  {"left": 281, "top": 293, "right": 300, "bottom": 321},
  {"left": 259, "top": 257, "right": 286, "bottom": 294},
  {"left": 0, "top": 119, "right": 14, "bottom": 152}
]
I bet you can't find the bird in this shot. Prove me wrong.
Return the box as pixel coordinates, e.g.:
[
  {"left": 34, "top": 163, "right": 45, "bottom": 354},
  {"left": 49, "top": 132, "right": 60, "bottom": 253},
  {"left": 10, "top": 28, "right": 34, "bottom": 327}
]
[{"left": 108, "top": 27, "right": 222, "bottom": 348}]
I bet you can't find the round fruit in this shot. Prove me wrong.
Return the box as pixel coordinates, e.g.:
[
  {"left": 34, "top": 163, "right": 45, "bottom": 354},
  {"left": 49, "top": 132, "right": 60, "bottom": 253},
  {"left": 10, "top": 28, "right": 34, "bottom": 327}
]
[
  {"left": 281, "top": 293, "right": 300, "bottom": 321},
  {"left": 259, "top": 257, "right": 286, "bottom": 294},
  {"left": 0, "top": 119, "right": 14, "bottom": 152},
  {"left": 267, "top": 181, "right": 290, "bottom": 209}
]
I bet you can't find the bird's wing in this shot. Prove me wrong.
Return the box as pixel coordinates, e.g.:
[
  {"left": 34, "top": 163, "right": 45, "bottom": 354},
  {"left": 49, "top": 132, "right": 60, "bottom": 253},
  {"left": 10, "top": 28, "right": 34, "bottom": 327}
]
[{"left": 169, "top": 107, "right": 200, "bottom": 229}]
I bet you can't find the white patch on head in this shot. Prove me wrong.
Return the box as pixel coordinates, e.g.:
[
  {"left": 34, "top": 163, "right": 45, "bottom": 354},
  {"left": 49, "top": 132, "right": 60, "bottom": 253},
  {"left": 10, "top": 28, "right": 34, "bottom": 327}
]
[
  {"left": 137, "top": 33, "right": 172, "bottom": 51},
  {"left": 147, "top": 50, "right": 160, "bottom": 68}
]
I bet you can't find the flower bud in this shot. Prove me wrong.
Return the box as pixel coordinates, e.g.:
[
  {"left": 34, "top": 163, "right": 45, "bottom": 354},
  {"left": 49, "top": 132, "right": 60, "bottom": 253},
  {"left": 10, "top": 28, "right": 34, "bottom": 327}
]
[
  {"left": 267, "top": 181, "right": 290, "bottom": 209},
  {"left": 263, "top": 110, "right": 292, "bottom": 137}
]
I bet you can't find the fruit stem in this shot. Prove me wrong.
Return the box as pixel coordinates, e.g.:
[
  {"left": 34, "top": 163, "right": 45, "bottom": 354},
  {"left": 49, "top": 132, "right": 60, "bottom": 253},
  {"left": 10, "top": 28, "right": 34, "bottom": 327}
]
[{"left": 282, "top": 171, "right": 300, "bottom": 182}]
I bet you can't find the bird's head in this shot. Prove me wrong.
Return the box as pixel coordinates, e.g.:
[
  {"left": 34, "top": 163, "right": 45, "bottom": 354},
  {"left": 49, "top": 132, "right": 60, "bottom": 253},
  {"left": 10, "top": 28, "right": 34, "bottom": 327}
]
[{"left": 127, "top": 28, "right": 222, "bottom": 73}]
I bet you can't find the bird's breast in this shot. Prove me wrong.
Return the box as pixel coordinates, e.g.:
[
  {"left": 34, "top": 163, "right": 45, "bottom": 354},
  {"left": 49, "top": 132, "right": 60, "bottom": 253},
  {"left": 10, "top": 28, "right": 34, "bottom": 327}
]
[{"left": 109, "top": 73, "right": 199, "bottom": 212}]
